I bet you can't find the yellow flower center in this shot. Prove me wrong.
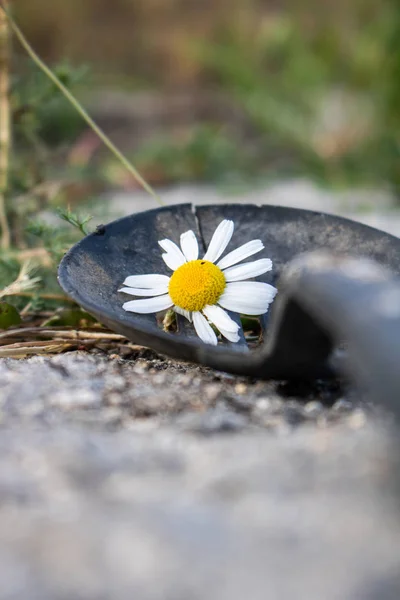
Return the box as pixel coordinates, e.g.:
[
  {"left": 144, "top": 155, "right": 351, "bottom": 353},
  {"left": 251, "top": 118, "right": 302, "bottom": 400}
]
[{"left": 168, "top": 260, "right": 226, "bottom": 312}]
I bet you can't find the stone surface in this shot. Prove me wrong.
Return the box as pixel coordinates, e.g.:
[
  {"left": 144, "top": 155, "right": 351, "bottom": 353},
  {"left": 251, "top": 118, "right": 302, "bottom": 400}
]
[{"left": 0, "top": 350, "right": 400, "bottom": 600}]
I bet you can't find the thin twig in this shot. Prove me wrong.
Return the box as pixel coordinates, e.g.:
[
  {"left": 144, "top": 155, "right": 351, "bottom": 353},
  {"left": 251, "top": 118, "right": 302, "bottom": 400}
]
[
  {"left": 20, "top": 300, "right": 32, "bottom": 316},
  {"left": 0, "top": 1, "right": 10, "bottom": 249},
  {"left": 0, "top": 338, "right": 144, "bottom": 357},
  {"left": 0, "top": 340, "right": 74, "bottom": 358},
  {"left": 2, "top": 7, "right": 164, "bottom": 207},
  {"left": 0, "top": 326, "right": 126, "bottom": 341}
]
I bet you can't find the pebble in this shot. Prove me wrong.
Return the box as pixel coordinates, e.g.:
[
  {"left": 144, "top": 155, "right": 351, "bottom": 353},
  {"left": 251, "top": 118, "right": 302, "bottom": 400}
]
[
  {"left": 175, "top": 374, "right": 193, "bottom": 387},
  {"left": 234, "top": 383, "right": 247, "bottom": 395},
  {"left": 177, "top": 408, "right": 247, "bottom": 434},
  {"left": 116, "top": 346, "right": 133, "bottom": 357},
  {"left": 132, "top": 361, "right": 148, "bottom": 374},
  {"left": 254, "top": 397, "right": 284, "bottom": 413},
  {"left": 332, "top": 399, "right": 353, "bottom": 413},
  {"left": 152, "top": 372, "right": 167, "bottom": 385},
  {"left": 203, "top": 384, "right": 221, "bottom": 403},
  {"left": 229, "top": 394, "right": 254, "bottom": 412},
  {"left": 252, "top": 397, "right": 290, "bottom": 428},
  {"left": 304, "top": 401, "right": 324, "bottom": 419},
  {"left": 104, "top": 375, "right": 126, "bottom": 392},
  {"left": 106, "top": 392, "right": 128, "bottom": 407},
  {"left": 347, "top": 408, "right": 367, "bottom": 430},
  {"left": 50, "top": 389, "right": 101, "bottom": 409},
  {"left": 283, "top": 402, "right": 306, "bottom": 426}
]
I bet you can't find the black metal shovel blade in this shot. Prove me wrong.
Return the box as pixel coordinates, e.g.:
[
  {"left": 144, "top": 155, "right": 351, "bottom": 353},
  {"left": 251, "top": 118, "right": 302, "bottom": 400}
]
[{"left": 58, "top": 203, "right": 400, "bottom": 379}]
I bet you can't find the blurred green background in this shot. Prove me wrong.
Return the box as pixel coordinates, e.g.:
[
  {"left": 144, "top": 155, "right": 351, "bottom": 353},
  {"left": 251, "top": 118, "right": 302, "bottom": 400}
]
[{"left": 12, "top": 0, "right": 400, "bottom": 193}]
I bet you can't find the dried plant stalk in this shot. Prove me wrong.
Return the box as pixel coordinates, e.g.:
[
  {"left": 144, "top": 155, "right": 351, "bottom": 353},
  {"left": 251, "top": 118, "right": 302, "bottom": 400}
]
[
  {"left": 0, "top": 2, "right": 10, "bottom": 249},
  {"left": 0, "top": 260, "right": 41, "bottom": 298},
  {"left": 0, "top": 340, "right": 75, "bottom": 358},
  {"left": 0, "top": 326, "right": 127, "bottom": 342}
]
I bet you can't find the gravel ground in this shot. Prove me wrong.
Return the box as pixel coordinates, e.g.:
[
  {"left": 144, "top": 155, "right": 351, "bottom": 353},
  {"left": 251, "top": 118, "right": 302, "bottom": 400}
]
[
  {"left": 1, "top": 350, "right": 400, "bottom": 600},
  {"left": 5, "top": 182, "right": 400, "bottom": 599},
  {"left": 0, "top": 350, "right": 353, "bottom": 431}
]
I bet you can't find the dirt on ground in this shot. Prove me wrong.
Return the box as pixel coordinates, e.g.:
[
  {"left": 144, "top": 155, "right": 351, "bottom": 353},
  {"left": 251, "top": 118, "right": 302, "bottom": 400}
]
[{"left": 0, "top": 349, "right": 400, "bottom": 600}]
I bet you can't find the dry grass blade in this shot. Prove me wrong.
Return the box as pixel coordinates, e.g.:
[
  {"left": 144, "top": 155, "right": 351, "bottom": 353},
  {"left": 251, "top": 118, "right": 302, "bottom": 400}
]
[
  {"left": 0, "top": 1, "right": 10, "bottom": 249},
  {"left": 0, "top": 326, "right": 126, "bottom": 342},
  {"left": 0, "top": 340, "right": 74, "bottom": 358},
  {"left": 3, "top": 6, "right": 164, "bottom": 207},
  {"left": 0, "top": 261, "right": 41, "bottom": 298},
  {"left": 0, "top": 326, "right": 149, "bottom": 358}
]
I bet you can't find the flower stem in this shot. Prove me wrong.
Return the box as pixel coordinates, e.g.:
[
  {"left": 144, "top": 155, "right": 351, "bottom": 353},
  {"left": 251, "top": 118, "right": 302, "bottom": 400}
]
[
  {"left": 0, "top": 1, "right": 10, "bottom": 249},
  {"left": 2, "top": 6, "right": 164, "bottom": 206}
]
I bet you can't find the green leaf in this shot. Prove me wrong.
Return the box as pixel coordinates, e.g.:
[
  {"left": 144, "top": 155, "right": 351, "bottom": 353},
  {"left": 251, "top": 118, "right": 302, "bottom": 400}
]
[{"left": 0, "top": 303, "right": 22, "bottom": 329}]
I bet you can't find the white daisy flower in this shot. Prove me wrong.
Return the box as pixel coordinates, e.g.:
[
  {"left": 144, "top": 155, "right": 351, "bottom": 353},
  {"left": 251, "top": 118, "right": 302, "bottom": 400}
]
[{"left": 119, "top": 219, "right": 277, "bottom": 346}]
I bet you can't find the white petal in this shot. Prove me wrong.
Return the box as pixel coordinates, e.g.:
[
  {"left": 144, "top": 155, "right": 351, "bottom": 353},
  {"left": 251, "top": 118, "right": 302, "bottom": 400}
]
[
  {"left": 158, "top": 239, "right": 186, "bottom": 270},
  {"left": 161, "top": 253, "right": 181, "bottom": 271},
  {"left": 174, "top": 305, "right": 192, "bottom": 322},
  {"left": 122, "top": 294, "right": 173, "bottom": 314},
  {"left": 192, "top": 311, "right": 218, "bottom": 345},
  {"left": 217, "top": 325, "right": 240, "bottom": 343},
  {"left": 202, "top": 220, "right": 234, "bottom": 264},
  {"left": 202, "top": 304, "right": 239, "bottom": 333},
  {"left": 218, "top": 298, "right": 271, "bottom": 316},
  {"left": 180, "top": 230, "right": 199, "bottom": 262},
  {"left": 123, "top": 274, "right": 170, "bottom": 288},
  {"left": 118, "top": 285, "right": 169, "bottom": 297},
  {"left": 223, "top": 258, "right": 273, "bottom": 282},
  {"left": 161, "top": 251, "right": 186, "bottom": 271},
  {"left": 224, "top": 281, "right": 277, "bottom": 299},
  {"left": 218, "top": 281, "right": 277, "bottom": 315},
  {"left": 217, "top": 240, "right": 264, "bottom": 270}
]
